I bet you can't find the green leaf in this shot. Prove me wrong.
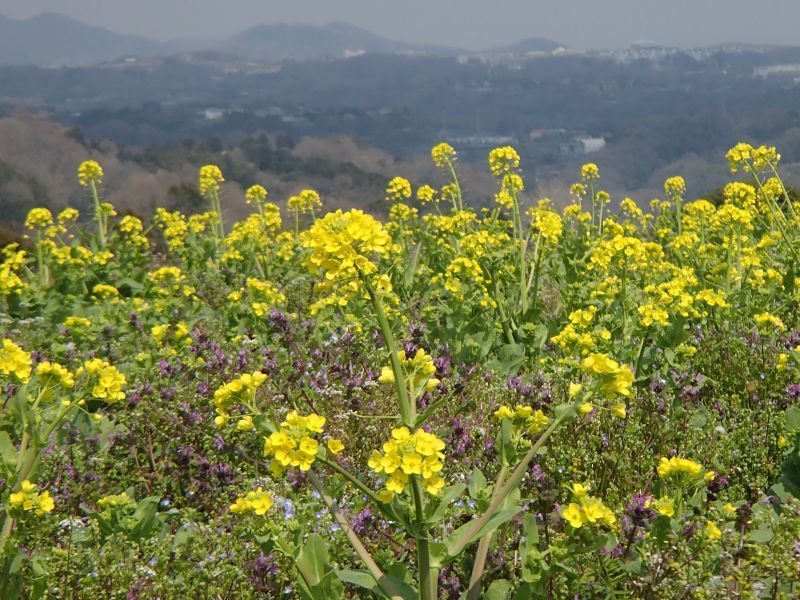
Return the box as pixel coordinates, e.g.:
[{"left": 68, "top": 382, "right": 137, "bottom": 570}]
[
  {"left": 296, "top": 533, "right": 331, "bottom": 587},
  {"left": 485, "top": 579, "right": 513, "bottom": 600},
  {"left": 403, "top": 243, "right": 422, "bottom": 288},
  {"left": 337, "top": 570, "right": 416, "bottom": 600},
  {"left": 129, "top": 496, "right": 161, "bottom": 541},
  {"left": 337, "top": 570, "right": 379, "bottom": 594},
  {"left": 521, "top": 513, "right": 539, "bottom": 557},
  {"left": 688, "top": 406, "right": 708, "bottom": 429},
  {"left": 467, "top": 468, "right": 487, "bottom": 501},
  {"left": 445, "top": 506, "right": 522, "bottom": 556},
  {"left": 786, "top": 406, "right": 800, "bottom": 432},
  {"left": 0, "top": 431, "right": 18, "bottom": 466},
  {"left": 749, "top": 527, "right": 774, "bottom": 544},
  {"left": 512, "top": 583, "right": 536, "bottom": 600},
  {"left": 489, "top": 343, "right": 526, "bottom": 375},
  {"left": 498, "top": 419, "right": 516, "bottom": 466}
]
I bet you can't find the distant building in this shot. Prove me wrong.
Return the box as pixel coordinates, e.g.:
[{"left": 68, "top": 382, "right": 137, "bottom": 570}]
[
  {"left": 202, "top": 108, "right": 226, "bottom": 121},
  {"left": 559, "top": 136, "right": 606, "bottom": 158},
  {"left": 754, "top": 64, "right": 800, "bottom": 78}
]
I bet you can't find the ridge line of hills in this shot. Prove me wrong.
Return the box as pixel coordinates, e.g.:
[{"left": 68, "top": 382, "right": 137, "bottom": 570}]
[{"left": 0, "top": 12, "right": 564, "bottom": 67}]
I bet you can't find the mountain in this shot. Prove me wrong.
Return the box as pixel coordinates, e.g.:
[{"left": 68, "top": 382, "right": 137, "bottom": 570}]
[
  {"left": 0, "top": 12, "right": 161, "bottom": 66},
  {"left": 218, "top": 21, "right": 460, "bottom": 61},
  {"left": 485, "top": 37, "right": 564, "bottom": 54}
]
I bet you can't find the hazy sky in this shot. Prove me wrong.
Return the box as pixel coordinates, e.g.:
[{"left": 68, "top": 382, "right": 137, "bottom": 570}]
[{"left": 2, "top": 0, "right": 799, "bottom": 50}]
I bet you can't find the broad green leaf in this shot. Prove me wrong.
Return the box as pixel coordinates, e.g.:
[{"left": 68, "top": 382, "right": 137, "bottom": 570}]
[
  {"left": 445, "top": 506, "right": 522, "bottom": 556},
  {"left": 786, "top": 406, "right": 800, "bottom": 432},
  {"left": 485, "top": 579, "right": 513, "bottom": 600},
  {"left": 0, "top": 431, "right": 18, "bottom": 466}
]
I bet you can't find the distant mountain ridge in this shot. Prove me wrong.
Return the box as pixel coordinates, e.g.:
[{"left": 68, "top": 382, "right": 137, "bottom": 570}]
[
  {"left": 220, "top": 21, "right": 460, "bottom": 61},
  {"left": 0, "top": 11, "right": 564, "bottom": 66},
  {"left": 0, "top": 12, "right": 161, "bottom": 66}
]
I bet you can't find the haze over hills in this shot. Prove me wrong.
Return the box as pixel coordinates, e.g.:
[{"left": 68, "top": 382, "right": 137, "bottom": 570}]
[
  {"left": 0, "top": 11, "right": 564, "bottom": 66},
  {"left": 219, "top": 21, "right": 463, "bottom": 61},
  {"left": 0, "top": 12, "right": 161, "bottom": 66}
]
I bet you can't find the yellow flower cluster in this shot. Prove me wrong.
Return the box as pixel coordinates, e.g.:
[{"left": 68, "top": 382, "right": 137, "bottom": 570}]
[
  {"left": 147, "top": 266, "right": 194, "bottom": 298},
  {"left": 118, "top": 215, "right": 149, "bottom": 249},
  {"left": 223, "top": 209, "right": 284, "bottom": 262},
  {"left": 368, "top": 426, "right": 446, "bottom": 500},
  {"left": 754, "top": 311, "right": 785, "bottom": 333},
  {"left": 151, "top": 322, "right": 190, "bottom": 347},
  {"left": 245, "top": 278, "right": 286, "bottom": 317},
  {"left": 91, "top": 284, "right": 120, "bottom": 302},
  {"left": 25, "top": 208, "right": 55, "bottom": 232},
  {"left": 581, "top": 163, "right": 600, "bottom": 181},
  {"left": 388, "top": 202, "right": 418, "bottom": 224},
  {"left": 154, "top": 208, "right": 218, "bottom": 252},
  {"left": 416, "top": 184, "right": 436, "bottom": 204},
  {"left": 287, "top": 189, "right": 322, "bottom": 213},
  {"left": 229, "top": 487, "right": 273, "bottom": 515},
  {"left": 0, "top": 339, "right": 32, "bottom": 383},
  {"left": 378, "top": 348, "right": 440, "bottom": 398},
  {"left": 726, "top": 142, "right": 780, "bottom": 173},
  {"left": 63, "top": 316, "right": 91, "bottom": 330},
  {"left": 97, "top": 491, "right": 134, "bottom": 509},
  {"left": 263, "top": 411, "right": 327, "bottom": 475},
  {"left": 9, "top": 481, "right": 55, "bottom": 516},
  {"left": 77, "top": 160, "right": 103, "bottom": 188},
  {"left": 35, "top": 361, "right": 75, "bottom": 389},
  {"left": 79, "top": 359, "right": 126, "bottom": 403},
  {"left": 528, "top": 206, "right": 564, "bottom": 244},
  {"left": 493, "top": 404, "right": 549, "bottom": 435},
  {"left": 198, "top": 165, "right": 224, "bottom": 196},
  {"left": 551, "top": 306, "right": 610, "bottom": 356},
  {"left": 431, "top": 142, "right": 456, "bottom": 168},
  {"left": 0, "top": 244, "right": 27, "bottom": 297},
  {"left": 561, "top": 483, "right": 615, "bottom": 528},
  {"left": 213, "top": 371, "right": 267, "bottom": 427},
  {"left": 385, "top": 177, "right": 412, "bottom": 203},
  {"left": 647, "top": 496, "right": 675, "bottom": 517},
  {"left": 301, "top": 209, "right": 392, "bottom": 281},
  {"left": 581, "top": 353, "right": 634, "bottom": 399},
  {"left": 245, "top": 184, "right": 268, "bottom": 206},
  {"left": 664, "top": 176, "right": 686, "bottom": 198},
  {"left": 588, "top": 235, "right": 662, "bottom": 273},
  {"left": 656, "top": 456, "right": 704, "bottom": 479},
  {"left": 488, "top": 146, "right": 520, "bottom": 177}
]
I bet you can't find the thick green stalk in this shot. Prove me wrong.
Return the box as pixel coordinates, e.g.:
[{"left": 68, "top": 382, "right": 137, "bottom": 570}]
[
  {"left": 88, "top": 180, "right": 106, "bottom": 248},
  {"left": 411, "top": 478, "right": 436, "bottom": 600},
  {"left": 361, "top": 273, "right": 414, "bottom": 425},
  {"left": 465, "top": 465, "right": 508, "bottom": 599},
  {"left": 446, "top": 159, "right": 463, "bottom": 212},
  {"left": 307, "top": 472, "right": 407, "bottom": 600},
  {"left": 447, "top": 413, "right": 569, "bottom": 557}
]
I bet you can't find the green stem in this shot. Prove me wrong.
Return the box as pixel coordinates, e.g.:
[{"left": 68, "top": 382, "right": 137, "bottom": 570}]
[
  {"left": 89, "top": 180, "right": 106, "bottom": 248},
  {"left": 447, "top": 412, "right": 570, "bottom": 557},
  {"left": 446, "top": 159, "right": 463, "bottom": 212},
  {"left": 465, "top": 466, "right": 509, "bottom": 599},
  {"left": 318, "top": 457, "right": 392, "bottom": 514},
  {"left": 361, "top": 273, "right": 414, "bottom": 426},
  {"left": 411, "top": 478, "right": 436, "bottom": 600},
  {"left": 307, "top": 472, "right": 407, "bottom": 600}
]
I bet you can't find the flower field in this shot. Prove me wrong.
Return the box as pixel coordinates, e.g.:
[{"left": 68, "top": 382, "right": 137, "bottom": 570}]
[{"left": 1, "top": 142, "right": 800, "bottom": 598}]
